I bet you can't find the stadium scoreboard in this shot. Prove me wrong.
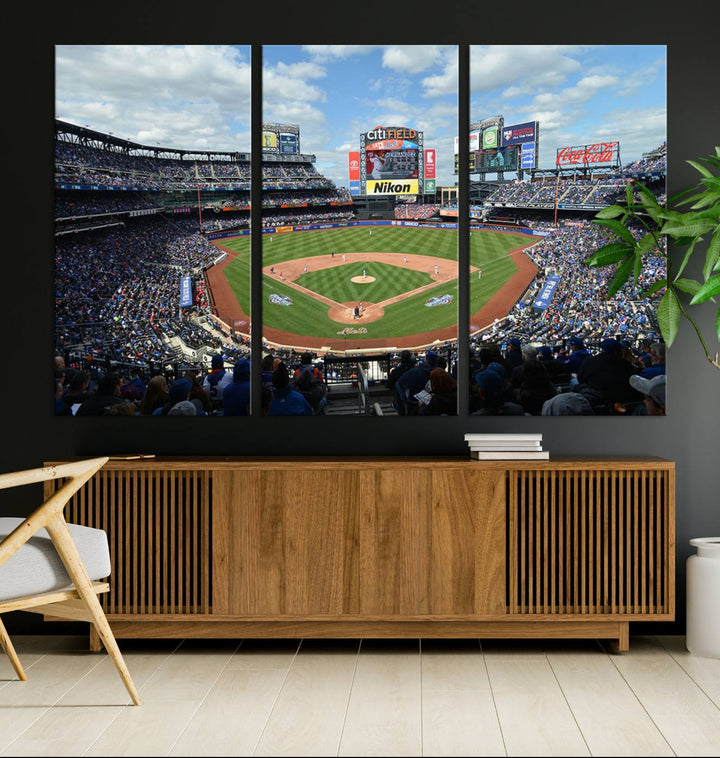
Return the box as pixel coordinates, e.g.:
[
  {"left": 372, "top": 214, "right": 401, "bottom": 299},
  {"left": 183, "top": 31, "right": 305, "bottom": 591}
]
[
  {"left": 261, "top": 123, "right": 300, "bottom": 155},
  {"left": 348, "top": 125, "right": 436, "bottom": 197},
  {"left": 455, "top": 118, "right": 539, "bottom": 175}
]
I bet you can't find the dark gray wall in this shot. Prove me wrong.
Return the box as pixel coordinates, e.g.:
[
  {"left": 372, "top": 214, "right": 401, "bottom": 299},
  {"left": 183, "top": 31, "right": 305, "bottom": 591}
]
[{"left": 4, "top": 2, "right": 719, "bottom": 635}]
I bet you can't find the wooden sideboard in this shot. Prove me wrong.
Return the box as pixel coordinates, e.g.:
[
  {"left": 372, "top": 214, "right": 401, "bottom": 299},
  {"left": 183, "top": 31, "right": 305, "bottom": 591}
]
[{"left": 44, "top": 456, "right": 675, "bottom": 651}]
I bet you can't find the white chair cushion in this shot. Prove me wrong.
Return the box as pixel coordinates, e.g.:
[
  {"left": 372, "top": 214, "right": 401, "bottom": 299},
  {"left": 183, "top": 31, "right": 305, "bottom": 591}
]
[{"left": 0, "top": 517, "right": 111, "bottom": 602}]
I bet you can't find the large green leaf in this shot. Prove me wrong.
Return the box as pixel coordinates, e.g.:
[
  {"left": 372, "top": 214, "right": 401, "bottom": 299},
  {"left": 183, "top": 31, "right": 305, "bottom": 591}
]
[
  {"left": 704, "top": 227, "right": 720, "bottom": 279},
  {"left": 657, "top": 288, "right": 681, "bottom": 346},
  {"left": 673, "top": 277, "right": 701, "bottom": 296},
  {"left": 595, "top": 205, "right": 625, "bottom": 219},
  {"left": 662, "top": 216, "right": 715, "bottom": 239},
  {"left": 585, "top": 243, "right": 634, "bottom": 267},
  {"left": 607, "top": 257, "right": 635, "bottom": 298},
  {"left": 642, "top": 279, "right": 668, "bottom": 298},
  {"left": 686, "top": 159, "right": 714, "bottom": 179},
  {"left": 592, "top": 218, "right": 636, "bottom": 244},
  {"left": 689, "top": 274, "right": 720, "bottom": 304}
]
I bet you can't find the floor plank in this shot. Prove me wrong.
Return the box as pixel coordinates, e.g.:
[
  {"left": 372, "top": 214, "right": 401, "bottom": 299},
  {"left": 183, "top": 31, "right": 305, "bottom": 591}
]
[
  {"left": 605, "top": 636, "right": 720, "bottom": 757},
  {"left": 254, "top": 639, "right": 360, "bottom": 757},
  {"left": 339, "top": 640, "right": 422, "bottom": 757}
]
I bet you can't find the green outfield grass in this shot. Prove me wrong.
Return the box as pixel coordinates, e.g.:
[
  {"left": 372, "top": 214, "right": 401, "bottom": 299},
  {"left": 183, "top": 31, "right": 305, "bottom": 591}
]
[{"left": 217, "top": 225, "right": 532, "bottom": 342}]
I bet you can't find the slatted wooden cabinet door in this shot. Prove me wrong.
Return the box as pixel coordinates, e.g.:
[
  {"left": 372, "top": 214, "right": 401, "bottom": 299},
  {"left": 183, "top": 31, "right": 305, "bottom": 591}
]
[{"left": 211, "top": 466, "right": 506, "bottom": 618}]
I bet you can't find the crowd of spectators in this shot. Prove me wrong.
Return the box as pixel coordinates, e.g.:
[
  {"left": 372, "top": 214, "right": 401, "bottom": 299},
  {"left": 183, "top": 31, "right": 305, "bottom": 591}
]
[
  {"left": 55, "top": 350, "right": 330, "bottom": 417},
  {"left": 470, "top": 218, "right": 664, "bottom": 351},
  {"left": 56, "top": 138, "right": 337, "bottom": 191},
  {"left": 394, "top": 204, "right": 441, "bottom": 220}
]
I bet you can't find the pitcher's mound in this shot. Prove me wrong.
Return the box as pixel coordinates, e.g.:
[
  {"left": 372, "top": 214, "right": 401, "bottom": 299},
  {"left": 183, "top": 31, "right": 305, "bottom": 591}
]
[{"left": 350, "top": 276, "right": 376, "bottom": 283}]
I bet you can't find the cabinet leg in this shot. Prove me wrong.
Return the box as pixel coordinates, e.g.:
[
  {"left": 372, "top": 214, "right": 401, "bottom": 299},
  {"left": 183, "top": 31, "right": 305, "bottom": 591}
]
[{"left": 606, "top": 622, "right": 630, "bottom": 654}]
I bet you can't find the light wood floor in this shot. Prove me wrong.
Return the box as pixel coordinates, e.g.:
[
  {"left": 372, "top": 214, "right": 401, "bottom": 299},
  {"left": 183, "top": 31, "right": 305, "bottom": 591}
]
[{"left": 0, "top": 634, "right": 719, "bottom": 756}]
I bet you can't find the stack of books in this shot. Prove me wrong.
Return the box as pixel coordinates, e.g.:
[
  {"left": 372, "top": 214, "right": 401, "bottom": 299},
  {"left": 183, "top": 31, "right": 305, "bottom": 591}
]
[{"left": 464, "top": 433, "right": 549, "bottom": 460}]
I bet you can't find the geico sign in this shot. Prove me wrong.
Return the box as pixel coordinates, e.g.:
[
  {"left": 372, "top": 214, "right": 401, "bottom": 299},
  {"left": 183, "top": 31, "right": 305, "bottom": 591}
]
[
  {"left": 367, "top": 180, "right": 418, "bottom": 195},
  {"left": 556, "top": 142, "right": 619, "bottom": 165}
]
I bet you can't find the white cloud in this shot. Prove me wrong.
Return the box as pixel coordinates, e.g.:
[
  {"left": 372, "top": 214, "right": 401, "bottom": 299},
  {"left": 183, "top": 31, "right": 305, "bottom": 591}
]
[
  {"left": 382, "top": 46, "right": 448, "bottom": 74},
  {"left": 470, "top": 45, "right": 583, "bottom": 93},
  {"left": 301, "top": 45, "right": 380, "bottom": 61},
  {"left": 55, "top": 45, "right": 252, "bottom": 150}
]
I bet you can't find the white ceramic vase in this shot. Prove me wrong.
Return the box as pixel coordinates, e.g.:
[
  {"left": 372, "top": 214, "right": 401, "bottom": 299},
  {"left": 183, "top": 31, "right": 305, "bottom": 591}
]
[{"left": 686, "top": 537, "right": 720, "bottom": 658}]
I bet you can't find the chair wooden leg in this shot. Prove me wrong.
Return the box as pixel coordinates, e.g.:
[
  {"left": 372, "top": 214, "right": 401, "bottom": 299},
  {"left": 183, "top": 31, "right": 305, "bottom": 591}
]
[
  {"left": 45, "top": 517, "right": 142, "bottom": 705},
  {"left": 0, "top": 617, "right": 27, "bottom": 681}
]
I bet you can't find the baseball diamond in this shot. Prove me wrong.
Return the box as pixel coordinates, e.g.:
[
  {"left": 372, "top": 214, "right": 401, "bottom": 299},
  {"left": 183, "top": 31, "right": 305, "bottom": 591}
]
[{"left": 206, "top": 225, "right": 538, "bottom": 353}]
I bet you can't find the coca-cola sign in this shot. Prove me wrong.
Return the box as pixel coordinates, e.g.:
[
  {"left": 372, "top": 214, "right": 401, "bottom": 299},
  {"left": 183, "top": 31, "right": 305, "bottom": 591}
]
[{"left": 556, "top": 142, "right": 619, "bottom": 166}]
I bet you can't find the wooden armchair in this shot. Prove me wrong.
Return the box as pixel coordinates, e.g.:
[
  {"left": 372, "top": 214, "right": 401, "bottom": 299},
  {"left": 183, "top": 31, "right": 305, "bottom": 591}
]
[{"left": 0, "top": 457, "right": 141, "bottom": 705}]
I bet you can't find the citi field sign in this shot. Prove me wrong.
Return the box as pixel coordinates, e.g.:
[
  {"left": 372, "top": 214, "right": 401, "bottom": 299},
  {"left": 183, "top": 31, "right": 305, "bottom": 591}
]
[{"left": 364, "top": 125, "right": 419, "bottom": 143}]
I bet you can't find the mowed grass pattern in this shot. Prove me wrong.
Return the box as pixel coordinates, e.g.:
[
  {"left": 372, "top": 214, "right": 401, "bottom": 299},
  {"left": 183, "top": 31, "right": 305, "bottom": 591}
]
[
  {"left": 217, "top": 226, "right": 533, "bottom": 341},
  {"left": 297, "top": 262, "right": 433, "bottom": 303}
]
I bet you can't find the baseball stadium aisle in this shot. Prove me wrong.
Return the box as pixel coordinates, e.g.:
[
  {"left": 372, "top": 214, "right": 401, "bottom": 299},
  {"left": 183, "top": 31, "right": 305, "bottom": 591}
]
[{"left": 0, "top": 635, "right": 718, "bottom": 756}]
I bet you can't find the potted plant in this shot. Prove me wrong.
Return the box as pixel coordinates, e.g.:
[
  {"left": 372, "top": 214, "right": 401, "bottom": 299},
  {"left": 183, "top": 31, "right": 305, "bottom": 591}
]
[{"left": 585, "top": 147, "right": 720, "bottom": 371}]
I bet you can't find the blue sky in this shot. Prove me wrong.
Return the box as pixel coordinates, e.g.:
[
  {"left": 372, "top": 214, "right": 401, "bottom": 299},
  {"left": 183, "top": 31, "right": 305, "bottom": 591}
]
[{"left": 55, "top": 44, "right": 666, "bottom": 189}]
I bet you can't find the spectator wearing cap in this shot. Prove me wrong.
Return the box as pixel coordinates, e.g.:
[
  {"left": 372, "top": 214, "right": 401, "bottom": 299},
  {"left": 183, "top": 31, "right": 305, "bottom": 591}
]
[
  {"left": 629, "top": 374, "right": 666, "bottom": 415},
  {"left": 560, "top": 336, "right": 592, "bottom": 375},
  {"left": 503, "top": 337, "right": 524, "bottom": 374},
  {"left": 202, "top": 354, "right": 233, "bottom": 410},
  {"left": 167, "top": 400, "right": 198, "bottom": 416},
  {"left": 577, "top": 338, "right": 643, "bottom": 410},
  {"left": 541, "top": 392, "right": 595, "bottom": 415},
  {"left": 387, "top": 350, "right": 416, "bottom": 395},
  {"left": 156, "top": 377, "right": 203, "bottom": 416},
  {"left": 222, "top": 359, "right": 252, "bottom": 416},
  {"left": 471, "top": 367, "right": 524, "bottom": 415},
  {"left": 395, "top": 350, "right": 439, "bottom": 415},
  {"left": 268, "top": 362, "right": 314, "bottom": 416}
]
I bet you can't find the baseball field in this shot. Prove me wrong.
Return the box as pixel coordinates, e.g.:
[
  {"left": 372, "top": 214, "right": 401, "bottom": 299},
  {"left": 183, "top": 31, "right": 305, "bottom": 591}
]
[{"left": 206, "top": 225, "right": 538, "bottom": 352}]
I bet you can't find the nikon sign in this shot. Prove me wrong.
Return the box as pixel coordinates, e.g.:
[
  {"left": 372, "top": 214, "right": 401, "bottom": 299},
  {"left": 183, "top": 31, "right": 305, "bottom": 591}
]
[{"left": 367, "top": 179, "right": 419, "bottom": 195}]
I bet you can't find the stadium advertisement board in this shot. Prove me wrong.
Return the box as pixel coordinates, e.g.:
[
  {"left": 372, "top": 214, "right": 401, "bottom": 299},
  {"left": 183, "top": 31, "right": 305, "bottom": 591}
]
[
  {"left": 424, "top": 148, "right": 436, "bottom": 179},
  {"left": 424, "top": 179, "right": 436, "bottom": 194},
  {"left": 262, "top": 131, "right": 278, "bottom": 151},
  {"left": 556, "top": 142, "right": 620, "bottom": 167},
  {"left": 532, "top": 274, "right": 561, "bottom": 310},
  {"left": 349, "top": 180, "right": 361, "bottom": 196},
  {"left": 179, "top": 276, "right": 193, "bottom": 308},
  {"left": 280, "top": 133, "right": 299, "bottom": 154},
  {"left": 501, "top": 121, "right": 538, "bottom": 146},
  {"left": 521, "top": 141, "right": 536, "bottom": 169},
  {"left": 455, "top": 132, "right": 480, "bottom": 153},
  {"left": 348, "top": 151, "right": 360, "bottom": 181},
  {"left": 366, "top": 179, "right": 419, "bottom": 195},
  {"left": 482, "top": 127, "right": 499, "bottom": 149}
]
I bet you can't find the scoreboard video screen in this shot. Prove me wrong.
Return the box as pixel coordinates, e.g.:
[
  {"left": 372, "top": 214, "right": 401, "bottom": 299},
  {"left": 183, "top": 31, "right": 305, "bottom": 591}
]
[
  {"left": 473, "top": 146, "right": 519, "bottom": 172},
  {"left": 366, "top": 148, "right": 419, "bottom": 180}
]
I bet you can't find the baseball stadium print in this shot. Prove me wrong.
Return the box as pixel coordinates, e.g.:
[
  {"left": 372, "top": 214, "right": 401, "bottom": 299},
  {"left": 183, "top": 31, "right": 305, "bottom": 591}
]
[{"left": 54, "top": 44, "right": 667, "bottom": 418}]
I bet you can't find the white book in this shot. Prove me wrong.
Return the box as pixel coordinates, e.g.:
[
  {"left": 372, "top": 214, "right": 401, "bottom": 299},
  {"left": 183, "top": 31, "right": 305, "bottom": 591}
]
[
  {"left": 468, "top": 443, "right": 543, "bottom": 451},
  {"left": 471, "top": 450, "right": 550, "bottom": 460},
  {"left": 464, "top": 433, "right": 543, "bottom": 441}
]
